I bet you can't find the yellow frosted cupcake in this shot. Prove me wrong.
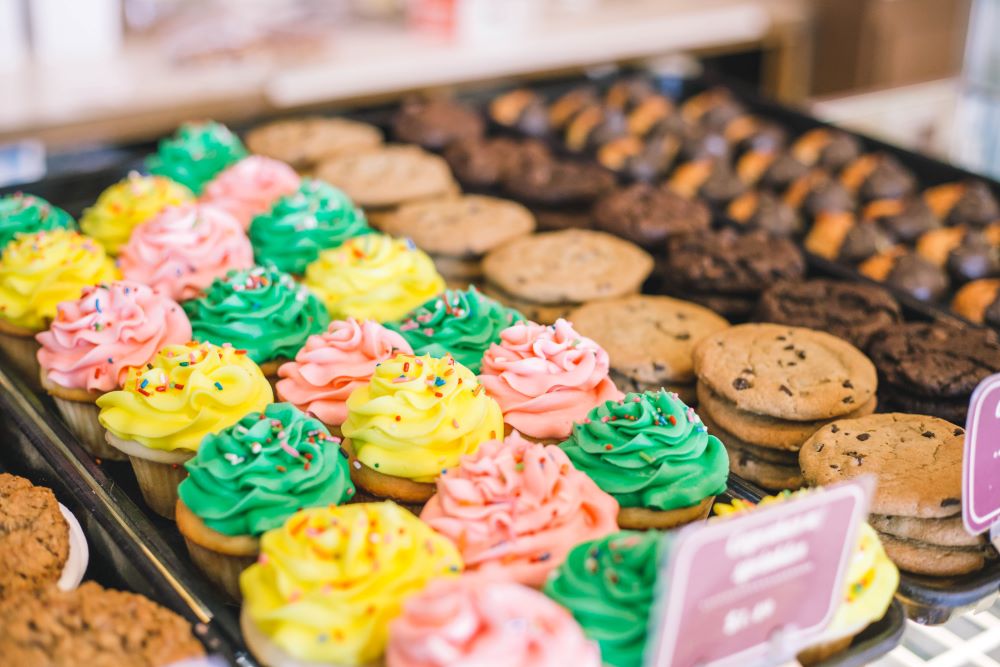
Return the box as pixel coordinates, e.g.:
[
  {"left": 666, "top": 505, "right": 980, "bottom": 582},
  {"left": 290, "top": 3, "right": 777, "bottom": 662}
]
[
  {"left": 715, "top": 492, "right": 899, "bottom": 664},
  {"left": 79, "top": 173, "right": 193, "bottom": 254},
  {"left": 0, "top": 230, "right": 119, "bottom": 384},
  {"left": 97, "top": 341, "right": 273, "bottom": 518},
  {"left": 304, "top": 234, "right": 444, "bottom": 323},
  {"left": 240, "top": 501, "right": 462, "bottom": 667},
  {"left": 342, "top": 352, "right": 503, "bottom": 504}
]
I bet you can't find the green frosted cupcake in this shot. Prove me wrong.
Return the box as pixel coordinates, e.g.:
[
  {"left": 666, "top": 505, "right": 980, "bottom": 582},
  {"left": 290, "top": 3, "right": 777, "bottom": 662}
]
[
  {"left": 0, "top": 193, "right": 75, "bottom": 250},
  {"left": 176, "top": 402, "right": 355, "bottom": 599},
  {"left": 183, "top": 265, "right": 330, "bottom": 377},
  {"left": 146, "top": 121, "right": 247, "bottom": 194},
  {"left": 560, "top": 390, "right": 728, "bottom": 530},
  {"left": 248, "top": 179, "right": 372, "bottom": 276},
  {"left": 544, "top": 531, "right": 662, "bottom": 667},
  {"left": 385, "top": 286, "right": 523, "bottom": 373}
]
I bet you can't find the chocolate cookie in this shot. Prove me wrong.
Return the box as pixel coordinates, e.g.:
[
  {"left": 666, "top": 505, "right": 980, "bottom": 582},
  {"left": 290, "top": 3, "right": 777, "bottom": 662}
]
[
  {"left": 568, "top": 295, "right": 729, "bottom": 399},
  {"left": 663, "top": 230, "right": 806, "bottom": 320},
  {"left": 755, "top": 279, "right": 902, "bottom": 350},
  {"left": 502, "top": 154, "right": 615, "bottom": 207},
  {"left": 692, "top": 323, "right": 877, "bottom": 422},
  {"left": 444, "top": 137, "right": 545, "bottom": 190},
  {"left": 726, "top": 191, "right": 801, "bottom": 237},
  {"left": 592, "top": 183, "right": 711, "bottom": 248},
  {"left": 0, "top": 473, "right": 69, "bottom": 599},
  {"left": 244, "top": 116, "right": 383, "bottom": 169},
  {"left": 391, "top": 97, "right": 485, "bottom": 150}
]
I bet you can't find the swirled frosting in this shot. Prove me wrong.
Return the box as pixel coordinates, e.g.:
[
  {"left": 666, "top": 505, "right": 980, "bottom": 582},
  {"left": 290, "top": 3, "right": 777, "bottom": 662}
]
[
  {"left": 276, "top": 319, "right": 412, "bottom": 427},
  {"left": 79, "top": 174, "right": 194, "bottom": 254},
  {"left": 178, "top": 402, "right": 355, "bottom": 536},
  {"left": 544, "top": 531, "right": 661, "bottom": 667},
  {"left": 240, "top": 502, "right": 463, "bottom": 665},
  {"left": 387, "top": 576, "right": 601, "bottom": 667},
  {"left": 118, "top": 203, "right": 254, "bottom": 301},
  {"left": 0, "top": 193, "right": 75, "bottom": 250},
  {"left": 37, "top": 281, "right": 191, "bottom": 392},
  {"left": 479, "top": 320, "right": 623, "bottom": 440},
  {"left": 97, "top": 342, "right": 273, "bottom": 452},
  {"left": 201, "top": 156, "right": 300, "bottom": 229},
  {"left": 146, "top": 121, "right": 248, "bottom": 194},
  {"left": 421, "top": 432, "right": 618, "bottom": 587},
  {"left": 304, "top": 234, "right": 445, "bottom": 323},
  {"left": 183, "top": 265, "right": 329, "bottom": 365},
  {"left": 248, "top": 179, "right": 373, "bottom": 275},
  {"left": 560, "top": 390, "right": 729, "bottom": 511},
  {"left": 386, "top": 287, "right": 524, "bottom": 374},
  {"left": 342, "top": 353, "right": 503, "bottom": 482},
  {"left": 0, "top": 230, "right": 120, "bottom": 330}
]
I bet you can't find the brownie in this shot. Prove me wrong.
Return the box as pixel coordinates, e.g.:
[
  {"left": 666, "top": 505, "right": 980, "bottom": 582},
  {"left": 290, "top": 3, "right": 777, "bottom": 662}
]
[
  {"left": 664, "top": 229, "right": 806, "bottom": 320},
  {"left": 0, "top": 582, "right": 205, "bottom": 666},
  {"left": 503, "top": 153, "right": 615, "bottom": 207},
  {"left": 868, "top": 321, "right": 1000, "bottom": 403},
  {"left": 392, "top": 97, "right": 485, "bottom": 150},
  {"left": 0, "top": 473, "right": 69, "bottom": 600},
  {"left": 948, "top": 181, "right": 1000, "bottom": 227},
  {"left": 755, "top": 279, "right": 902, "bottom": 350},
  {"left": 592, "top": 183, "right": 711, "bottom": 248}
]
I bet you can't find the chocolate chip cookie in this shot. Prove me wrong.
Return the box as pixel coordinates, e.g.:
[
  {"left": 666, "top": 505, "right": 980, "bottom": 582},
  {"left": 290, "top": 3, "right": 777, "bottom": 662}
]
[{"left": 244, "top": 116, "right": 383, "bottom": 169}]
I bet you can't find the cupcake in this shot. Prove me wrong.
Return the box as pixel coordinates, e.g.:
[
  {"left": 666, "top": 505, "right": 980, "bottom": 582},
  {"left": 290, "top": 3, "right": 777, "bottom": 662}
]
[
  {"left": 146, "top": 120, "right": 248, "bottom": 194},
  {"left": 421, "top": 432, "right": 618, "bottom": 587},
  {"left": 118, "top": 202, "right": 254, "bottom": 301},
  {"left": 304, "top": 234, "right": 445, "bottom": 323},
  {"left": 560, "top": 390, "right": 729, "bottom": 530},
  {"left": 97, "top": 341, "right": 273, "bottom": 519},
  {"left": 176, "top": 402, "right": 355, "bottom": 600},
  {"left": 79, "top": 173, "right": 194, "bottom": 254},
  {"left": 342, "top": 353, "right": 503, "bottom": 504},
  {"left": 0, "top": 193, "right": 75, "bottom": 250},
  {"left": 240, "top": 502, "right": 463, "bottom": 667},
  {"left": 248, "top": 179, "right": 373, "bottom": 276},
  {"left": 386, "top": 576, "right": 601, "bottom": 667},
  {"left": 37, "top": 281, "right": 192, "bottom": 460},
  {"left": 201, "top": 155, "right": 300, "bottom": 229},
  {"left": 183, "top": 265, "right": 330, "bottom": 383},
  {"left": 0, "top": 230, "right": 119, "bottom": 384},
  {"left": 714, "top": 493, "right": 899, "bottom": 664},
  {"left": 0, "top": 473, "right": 88, "bottom": 600},
  {"left": 385, "top": 286, "right": 524, "bottom": 374},
  {"left": 275, "top": 318, "right": 412, "bottom": 437},
  {"left": 479, "top": 319, "right": 623, "bottom": 443},
  {"left": 544, "top": 531, "right": 661, "bottom": 667},
  {"left": 0, "top": 582, "right": 205, "bottom": 665}
]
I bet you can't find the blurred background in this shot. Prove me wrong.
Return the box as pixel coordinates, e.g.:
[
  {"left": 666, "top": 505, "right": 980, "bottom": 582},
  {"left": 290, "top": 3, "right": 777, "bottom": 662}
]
[{"left": 0, "top": 0, "right": 996, "bottom": 186}]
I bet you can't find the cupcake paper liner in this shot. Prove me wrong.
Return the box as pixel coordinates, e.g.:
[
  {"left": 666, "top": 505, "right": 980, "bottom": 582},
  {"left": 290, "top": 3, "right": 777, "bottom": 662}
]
[
  {"left": 0, "top": 329, "right": 42, "bottom": 389},
  {"left": 183, "top": 536, "right": 257, "bottom": 602},
  {"left": 50, "top": 395, "right": 126, "bottom": 460},
  {"left": 57, "top": 502, "right": 89, "bottom": 592},
  {"left": 106, "top": 433, "right": 194, "bottom": 519}
]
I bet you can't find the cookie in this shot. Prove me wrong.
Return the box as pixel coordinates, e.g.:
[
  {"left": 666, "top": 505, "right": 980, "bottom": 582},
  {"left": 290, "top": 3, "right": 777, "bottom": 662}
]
[
  {"left": 316, "top": 145, "right": 458, "bottom": 209},
  {"left": 568, "top": 295, "right": 729, "bottom": 390},
  {"left": 755, "top": 279, "right": 902, "bottom": 350},
  {"left": 877, "top": 535, "right": 988, "bottom": 577},
  {"left": 790, "top": 128, "right": 862, "bottom": 172},
  {"left": 391, "top": 97, "right": 485, "bottom": 150},
  {"left": 701, "top": 411, "right": 804, "bottom": 490},
  {"left": 489, "top": 88, "right": 550, "bottom": 137},
  {"left": 478, "top": 283, "right": 576, "bottom": 324},
  {"left": 482, "top": 230, "right": 653, "bottom": 308},
  {"left": 591, "top": 183, "right": 711, "bottom": 248},
  {"left": 859, "top": 248, "right": 950, "bottom": 302},
  {"left": 840, "top": 153, "right": 916, "bottom": 202},
  {"left": 952, "top": 278, "right": 1000, "bottom": 325},
  {"left": 502, "top": 153, "right": 615, "bottom": 207},
  {"left": 693, "top": 323, "right": 877, "bottom": 422},
  {"left": 925, "top": 180, "right": 1000, "bottom": 228},
  {"left": 869, "top": 514, "right": 985, "bottom": 548},
  {"left": 244, "top": 116, "right": 382, "bottom": 169},
  {"left": 0, "top": 473, "right": 69, "bottom": 599},
  {"left": 863, "top": 197, "right": 940, "bottom": 244},
  {"left": 805, "top": 213, "right": 894, "bottom": 264},
  {"left": 726, "top": 191, "right": 801, "bottom": 237},
  {"left": 443, "top": 137, "right": 547, "bottom": 190},
  {"left": 785, "top": 171, "right": 855, "bottom": 217},
  {"left": 697, "top": 383, "right": 877, "bottom": 451},
  {"left": 799, "top": 413, "right": 964, "bottom": 519},
  {"left": 597, "top": 132, "right": 681, "bottom": 182}
]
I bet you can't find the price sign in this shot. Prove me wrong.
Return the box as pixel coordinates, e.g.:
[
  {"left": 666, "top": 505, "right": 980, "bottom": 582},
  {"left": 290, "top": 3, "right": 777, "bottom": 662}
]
[
  {"left": 646, "top": 479, "right": 872, "bottom": 667},
  {"left": 963, "top": 373, "right": 1000, "bottom": 536}
]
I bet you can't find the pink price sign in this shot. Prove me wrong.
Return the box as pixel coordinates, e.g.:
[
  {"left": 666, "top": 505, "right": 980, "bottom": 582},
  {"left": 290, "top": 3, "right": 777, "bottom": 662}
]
[
  {"left": 963, "top": 373, "right": 1000, "bottom": 535},
  {"left": 647, "top": 479, "right": 872, "bottom": 667}
]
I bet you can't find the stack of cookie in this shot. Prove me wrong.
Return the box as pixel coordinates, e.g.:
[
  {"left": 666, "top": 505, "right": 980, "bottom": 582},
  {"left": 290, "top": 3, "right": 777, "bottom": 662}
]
[
  {"left": 801, "top": 414, "right": 994, "bottom": 576},
  {"left": 692, "top": 323, "right": 877, "bottom": 490}
]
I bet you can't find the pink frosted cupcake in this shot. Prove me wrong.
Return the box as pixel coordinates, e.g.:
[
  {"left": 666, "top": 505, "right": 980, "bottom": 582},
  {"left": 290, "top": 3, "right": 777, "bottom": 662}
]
[
  {"left": 201, "top": 156, "right": 300, "bottom": 229},
  {"left": 387, "top": 575, "right": 601, "bottom": 667},
  {"left": 36, "top": 281, "right": 192, "bottom": 459},
  {"left": 479, "top": 319, "right": 623, "bottom": 442},
  {"left": 421, "top": 431, "right": 619, "bottom": 587},
  {"left": 275, "top": 319, "right": 412, "bottom": 437},
  {"left": 118, "top": 203, "right": 254, "bottom": 301}
]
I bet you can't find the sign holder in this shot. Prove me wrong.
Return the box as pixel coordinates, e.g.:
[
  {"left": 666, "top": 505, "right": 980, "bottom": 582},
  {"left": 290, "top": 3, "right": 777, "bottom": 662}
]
[{"left": 962, "top": 372, "right": 1000, "bottom": 543}]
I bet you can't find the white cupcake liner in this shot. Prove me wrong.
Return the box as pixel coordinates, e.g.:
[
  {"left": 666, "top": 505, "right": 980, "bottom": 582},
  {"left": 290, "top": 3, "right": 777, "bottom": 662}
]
[
  {"left": 240, "top": 607, "right": 382, "bottom": 667},
  {"left": 57, "top": 502, "right": 89, "bottom": 591}
]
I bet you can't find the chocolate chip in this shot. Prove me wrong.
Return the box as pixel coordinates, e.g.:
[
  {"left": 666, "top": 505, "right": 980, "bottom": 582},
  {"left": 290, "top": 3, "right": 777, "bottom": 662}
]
[
  {"left": 733, "top": 377, "right": 752, "bottom": 390},
  {"left": 653, "top": 362, "right": 665, "bottom": 371},
  {"left": 779, "top": 384, "right": 793, "bottom": 396},
  {"left": 843, "top": 396, "right": 854, "bottom": 404},
  {"left": 842, "top": 380, "right": 854, "bottom": 389},
  {"left": 783, "top": 344, "right": 794, "bottom": 351},
  {"left": 922, "top": 431, "right": 935, "bottom": 438},
  {"left": 796, "top": 350, "right": 806, "bottom": 360},
  {"left": 845, "top": 450, "right": 866, "bottom": 466},
  {"left": 941, "top": 498, "right": 960, "bottom": 507},
  {"left": 831, "top": 424, "right": 840, "bottom": 433},
  {"left": 741, "top": 368, "right": 753, "bottom": 374},
  {"left": 676, "top": 332, "right": 691, "bottom": 341},
  {"left": 954, "top": 428, "right": 965, "bottom": 436},
  {"left": 830, "top": 464, "right": 840, "bottom": 470},
  {"left": 857, "top": 433, "right": 870, "bottom": 441},
  {"left": 814, "top": 442, "right": 825, "bottom": 452},
  {"left": 777, "top": 335, "right": 787, "bottom": 341}
]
